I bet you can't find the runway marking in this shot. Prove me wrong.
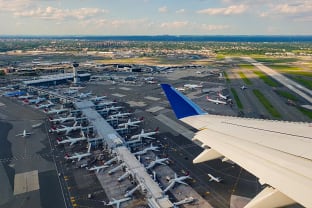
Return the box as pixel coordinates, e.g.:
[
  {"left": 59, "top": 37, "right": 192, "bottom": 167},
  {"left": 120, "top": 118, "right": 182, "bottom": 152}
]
[
  {"left": 146, "top": 106, "right": 164, "bottom": 113},
  {"left": 127, "top": 101, "right": 146, "bottom": 107},
  {"left": 144, "top": 96, "right": 160, "bottom": 101},
  {"left": 0, "top": 102, "right": 5, "bottom": 107},
  {"left": 14, "top": 170, "right": 39, "bottom": 195},
  {"left": 111, "top": 93, "right": 125, "bottom": 97},
  {"left": 119, "top": 87, "right": 131, "bottom": 91}
]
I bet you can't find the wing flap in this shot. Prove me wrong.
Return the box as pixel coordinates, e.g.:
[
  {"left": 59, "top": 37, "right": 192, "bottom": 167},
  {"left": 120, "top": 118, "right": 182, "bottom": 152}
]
[{"left": 194, "top": 129, "right": 312, "bottom": 207}]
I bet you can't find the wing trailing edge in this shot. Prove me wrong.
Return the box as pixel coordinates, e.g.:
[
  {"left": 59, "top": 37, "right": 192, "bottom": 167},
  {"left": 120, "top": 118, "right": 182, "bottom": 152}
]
[{"left": 161, "top": 84, "right": 206, "bottom": 119}]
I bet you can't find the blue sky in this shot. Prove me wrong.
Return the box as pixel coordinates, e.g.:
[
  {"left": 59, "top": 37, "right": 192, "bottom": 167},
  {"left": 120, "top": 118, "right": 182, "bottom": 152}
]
[{"left": 0, "top": 0, "right": 311, "bottom": 35}]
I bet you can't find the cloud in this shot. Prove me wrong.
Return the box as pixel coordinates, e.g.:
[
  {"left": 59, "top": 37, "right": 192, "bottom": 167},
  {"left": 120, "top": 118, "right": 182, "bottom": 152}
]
[
  {"left": 13, "top": 7, "right": 108, "bottom": 20},
  {"left": 197, "top": 4, "right": 248, "bottom": 15},
  {"left": 200, "top": 24, "right": 229, "bottom": 31},
  {"left": 0, "top": 0, "right": 35, "bottom": 12},
  {"left": 259, "top": 1, "right": 312, "bottom": 21},
  {"left": 176, "top": 9, "right": 185, "bottom": 14},
  {"left": 158, "top": 6, "right": 168, "bottom": 13},
  {"left": 160, "top": 21, "right": 188, "bottom": 29}
]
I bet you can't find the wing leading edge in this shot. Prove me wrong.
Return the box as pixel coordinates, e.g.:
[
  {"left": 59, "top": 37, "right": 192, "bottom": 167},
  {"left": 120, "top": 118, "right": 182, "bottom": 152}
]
[{"left": 161, "top": 84, "right": 312, "bottom": 208}]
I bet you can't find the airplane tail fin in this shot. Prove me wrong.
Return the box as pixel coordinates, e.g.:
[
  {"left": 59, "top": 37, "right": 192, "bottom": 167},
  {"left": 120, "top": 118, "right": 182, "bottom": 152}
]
[{"left": 161, "top": 84, "right": 206, "bottom": 119}]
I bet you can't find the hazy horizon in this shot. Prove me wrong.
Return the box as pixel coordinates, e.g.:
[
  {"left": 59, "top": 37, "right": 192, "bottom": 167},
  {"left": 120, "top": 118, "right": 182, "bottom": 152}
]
[{"left": 1, "top": 0, "right": 311, "bottom": 36}]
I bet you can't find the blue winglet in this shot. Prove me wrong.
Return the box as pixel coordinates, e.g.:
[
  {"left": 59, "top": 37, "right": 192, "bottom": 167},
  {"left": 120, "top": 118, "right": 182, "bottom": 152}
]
[{"left": 161, "top": 84, "right": 207, "bottom": 119}]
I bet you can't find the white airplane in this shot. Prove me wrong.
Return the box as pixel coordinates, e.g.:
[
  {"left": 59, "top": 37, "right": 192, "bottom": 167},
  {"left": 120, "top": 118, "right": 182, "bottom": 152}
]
[
  {"left": 45, "top": 108, "right": 69, "bottom": 115},
  {"left": 77, "top": 92, "right": 92, "bottom": 99},
  {"left": 146, "top": 156, "right": 168, "bottom": 169},
  {"left": 16, "top": 129, "right": 32, "bottom": 137},
  {"left": 118, "top": 117, "right": 144, "bottom": 128},
  {"left": 218, "top": 92, "right": 229, "bottom": 100},
  {"left": 18, "top": 94, "right": 34, "bottom": 100},
  {"left": 69, "top": 86, "right": 84, "bottom": 90},
  {"left": 109, "top": 112, "right": 132, "bottom": 119},
  {"left": 184, "top": 84, "right": 203, "bottom": 89},
  {"left": 96, "top": 100, "right": 117, "bottom": 108},
  {"left": 126, "top": 137, "right": 143, "bottom": 145},
  {"left": 163, "top": 173, "right": 191, "bottom": 193},
  {"left": 56, "top": 131, "right": 87, "bottom": 146},
  {"left": 51, "top": 121, "right": 82, "bottom": 135},
  {"left": 49, "top": 116, "right": 77, "bottom": 124},
  {"left": 133, "top": 143, "right": 159, "bottom": 155},
  {"left": 90, "top": 96, "right": 107, "bottom": 102},
  {"left": 86, "top": 164, "right": 109, "bottom": 173},
  {"left": 161, "top": 84, "right": 312, "bottom": 208},
  {"left": 36, "top": 101, "right": 55, "bottom": 109},
  {"left": 63, "top": 89, "right": 78, "bottom": 95},
  {"left": 173, "top": 197, "right": 195, "bottom": 207},
  {"left": 241, "top": 85, "right": 247, "bottom": 90},
  {"left": 206, "top": 96, "right": 227, "bottom": 105},
  {"left": 208, "top": 173, "right": 222, "bottom": 183},
  {"left": 103, "top": 197, "right": 131, "bottom": 208},
  {"left": 23, "top": 97, "right": 46, "bottom": 104},
  {"left": 65, "top": 144, "right": 91, "bottom": 161},
  {"left": 130, "top": 128, "right": 159, "bottom": 140}
]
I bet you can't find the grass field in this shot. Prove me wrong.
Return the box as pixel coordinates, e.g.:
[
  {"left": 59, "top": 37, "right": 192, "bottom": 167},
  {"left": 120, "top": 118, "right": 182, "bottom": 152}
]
[
  {"left": 291, "top": 77, "right": 312, "bottom": 90},
  {"left": 253, "top": 71, "right": 281, "bottom": 87},
  {"left": 238, "top": 64, "right": 254, "bottom": 69},
  {"left": 297, "top": 107, "right": 312, "bottom": 119},
  {"left": 231, "top": 88, "right": 243, "bottom": 109},
  {"left": 238, "top": 71, "right": 252, "bottom": 85},
  {"left": 253, "top": 57, "right": 298, "bottom": 63},
  {"left": 275, "top": 90, "right": 299, "bottom": 101},
  {"left": 253, "top": 89, "right": 281, "bottom": 118}
]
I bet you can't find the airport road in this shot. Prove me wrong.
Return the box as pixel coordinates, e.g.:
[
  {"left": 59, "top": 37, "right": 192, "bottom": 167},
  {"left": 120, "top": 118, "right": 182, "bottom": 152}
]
[{"left": 0, "top": 97, "right": 65, "bottom": 208}]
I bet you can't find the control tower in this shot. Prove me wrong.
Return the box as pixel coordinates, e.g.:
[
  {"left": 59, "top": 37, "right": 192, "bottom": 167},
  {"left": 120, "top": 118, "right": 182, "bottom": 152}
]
[{"left": 72, "top": 62, "right": 79, "bottom": 84}]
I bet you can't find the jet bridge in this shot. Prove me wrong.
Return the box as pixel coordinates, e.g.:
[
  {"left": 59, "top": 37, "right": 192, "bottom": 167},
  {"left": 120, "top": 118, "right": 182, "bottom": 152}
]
[{"left": 74, "top": 100, "right": 173, "bottom": 208}]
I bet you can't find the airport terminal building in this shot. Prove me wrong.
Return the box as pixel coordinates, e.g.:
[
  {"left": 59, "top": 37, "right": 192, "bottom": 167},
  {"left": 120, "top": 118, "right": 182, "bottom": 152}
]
[{"left": 23, "top": 72, "right": 91, "bottom": 86}]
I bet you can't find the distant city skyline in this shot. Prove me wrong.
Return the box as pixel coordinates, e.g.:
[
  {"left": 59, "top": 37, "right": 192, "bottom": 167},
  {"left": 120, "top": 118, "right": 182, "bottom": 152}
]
[{"left": 0, "top": 0, "right": 311, "bottom": 36}]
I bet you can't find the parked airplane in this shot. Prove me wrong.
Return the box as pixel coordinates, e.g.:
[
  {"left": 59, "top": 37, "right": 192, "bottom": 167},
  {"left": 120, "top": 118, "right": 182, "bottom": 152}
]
[
  {"left": 130, "top": 128, "right": 159, "bottom": 140},
  {"left": 163, "top": 173, "right": 191, "bottom": 193},
  {"left": 65, "top": 144, "right": 91, "bottom": 161},
  {"left": 36, "top": 101, "right": 55, "bottom": 109},
  {"left": 57, "top": 131, "right": 87, "bottom": 146},
  {"left": 146, "top": 156, "right": 168, "bottom": 169},
  {"left": 90, "top": 96, "right": 107, "bottom": 102},
  {"left": 45, "top": 108, "right": 69, "bottom": 115},
  {"left": 241, "top": 85, "right": 247, "bottom": 90},
  {"left": 208, "top": 173, "right": 223, "bottom": 182},
  {"left": 109, "top": 112, "right": 132, "bottom": 119},
  {"left": 206, "top": 96, "right": 227, "bottom": 105},
  {"left": 184, "top": 84, "right": 203, "bottom": 89},
  {"left": 23, "top": 97, "right": 46, "bottom": 104},
  {"left": 86, "top": 164, "right": 109, "bottom": 173},
  {"left": 51, "top": 121, "right": 82, "bottom": 135},
  {"left": 49, "top": 116, "right": 77, "bottom": 124},
  {"left": 63, "top": 89, "right": 78, "bottom": 95},
  {"left": 133, "top": 143, "right": 159, "bottom": 155},
  {"left": 103, "top": 197, "right": 131, "bottom": 208},
  {"left": 161, "top": 83, "right": 312, "bottom": 208},
  {"left": 77, "top": 92, "right": 92, "bottom": 99},
  {"left": 16, "top": 129, "right": 32, "bottom": 137},
  {"left": 173, "top": 197, "right": 195, "bottom": 207},
  {"left": 18, "top": 94, "right": 34, "bottom": 100},
  {"left": 118, "top": 117, "right": 144, "bottom": 128},
  {"left": 96, "top": 100, "right": 118, "bottom": 108},
  {"left": 218, "top": 92, "right": 229, "bottom": 100}
]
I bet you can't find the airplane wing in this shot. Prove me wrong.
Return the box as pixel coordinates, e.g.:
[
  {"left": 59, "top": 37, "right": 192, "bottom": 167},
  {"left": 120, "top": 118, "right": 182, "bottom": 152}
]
[{"left": 161, "top": 84, "right": 312, "bottom": 208}]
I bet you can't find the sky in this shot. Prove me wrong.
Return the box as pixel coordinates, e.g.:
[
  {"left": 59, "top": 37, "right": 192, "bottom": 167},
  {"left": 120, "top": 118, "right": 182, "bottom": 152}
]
[{"left": 0, "top": 0, "right": 311, "bottom": 36}]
